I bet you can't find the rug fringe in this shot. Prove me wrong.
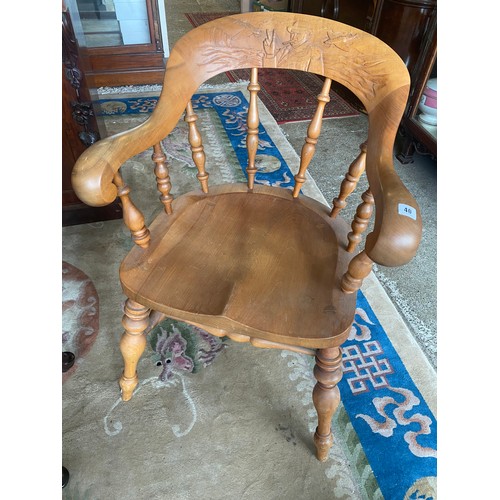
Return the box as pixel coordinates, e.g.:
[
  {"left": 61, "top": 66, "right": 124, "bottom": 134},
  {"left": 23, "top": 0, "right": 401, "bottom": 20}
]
[
  {"left": 97, "top": 81, "right": 252, "bottom": 97},
  {"left": 199, "top": 80, "right": 250, "bottom": 89},
  {"left": 97, "top": 84, "right": 163, "bottom": 95}
]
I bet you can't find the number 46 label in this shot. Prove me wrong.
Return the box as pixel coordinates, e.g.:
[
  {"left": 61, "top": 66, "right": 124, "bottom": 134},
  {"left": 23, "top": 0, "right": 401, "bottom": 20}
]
[{"left": 398, "top": 203, "right": 417, "bottom": 220}]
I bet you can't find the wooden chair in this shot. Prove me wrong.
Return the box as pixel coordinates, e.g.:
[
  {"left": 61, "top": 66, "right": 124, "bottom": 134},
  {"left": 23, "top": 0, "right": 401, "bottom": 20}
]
[{"left": 71, "top": 12, "right": 421, "bottom": 462}]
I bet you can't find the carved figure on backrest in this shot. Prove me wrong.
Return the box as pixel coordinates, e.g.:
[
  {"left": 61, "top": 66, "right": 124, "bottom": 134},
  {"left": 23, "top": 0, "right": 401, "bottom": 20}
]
[{"left": 263, "top": 23, "right": 323, "bottom": 71}]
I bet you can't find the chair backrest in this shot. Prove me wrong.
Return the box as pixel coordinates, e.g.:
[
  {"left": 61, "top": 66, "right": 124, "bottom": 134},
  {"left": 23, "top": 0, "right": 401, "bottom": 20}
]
[{"left": 72, "top": 12, "right": 421, "bottom": 268}]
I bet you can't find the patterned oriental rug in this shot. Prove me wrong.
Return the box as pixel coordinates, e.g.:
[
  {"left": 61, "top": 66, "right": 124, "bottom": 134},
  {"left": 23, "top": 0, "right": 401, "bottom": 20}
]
[
  {"left": 62, "top": 83, "right": 436, "bottom": 499},
  {"left": 185, "top": 12, "right": 363, "bottom": 124}
]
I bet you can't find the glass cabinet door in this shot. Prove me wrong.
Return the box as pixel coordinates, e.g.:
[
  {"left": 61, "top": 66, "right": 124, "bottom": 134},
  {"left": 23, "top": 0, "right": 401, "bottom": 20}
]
[
  {"left": 65, "top": 0, "right": 168, "bottom": 86},
  {"left": 69, "top": 0, "right": 152, "bottom": 48}
]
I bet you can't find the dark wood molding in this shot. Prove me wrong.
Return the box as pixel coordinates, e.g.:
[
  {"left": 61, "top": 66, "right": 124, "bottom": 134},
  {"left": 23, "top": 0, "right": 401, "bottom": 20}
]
[
  {"left": 395, "top": 7, "right": 437, "bottom": 163},
  {"left": 62, "top": 5, "right": 123, "bottom": 226},
  {"left": 370, "top": 0, "right": 437, "bottom": 79},
  {"left": 289, "top": 0, "right": 373, "bottom": 31},
  {"left": 289, "top": 0, "right": 437, "bottom": 164}
]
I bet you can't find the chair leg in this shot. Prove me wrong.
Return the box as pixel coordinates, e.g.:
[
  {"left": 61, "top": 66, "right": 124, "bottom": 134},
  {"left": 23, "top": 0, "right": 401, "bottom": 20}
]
[
  {"left": 312, "top": 346, "right": 343, "bottom": 461},
  {"left": 119, "top": 299, "right": 150, "bottom": 401}
]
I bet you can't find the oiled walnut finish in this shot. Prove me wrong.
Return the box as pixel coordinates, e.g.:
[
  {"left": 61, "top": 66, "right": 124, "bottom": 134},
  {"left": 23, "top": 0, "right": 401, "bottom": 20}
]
[{"left": 72, "top": 12, "right": 422, "bottom": 462}]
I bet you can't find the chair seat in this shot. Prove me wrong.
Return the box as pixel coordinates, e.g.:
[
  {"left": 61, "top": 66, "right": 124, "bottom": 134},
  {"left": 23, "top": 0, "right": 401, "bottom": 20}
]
[{"left": 120, "top": 184, "right": 357, "bottom": 349}]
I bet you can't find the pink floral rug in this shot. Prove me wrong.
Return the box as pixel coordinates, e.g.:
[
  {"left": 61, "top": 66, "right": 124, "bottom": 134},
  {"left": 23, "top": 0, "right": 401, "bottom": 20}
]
[{"left": 62, "top": 261, "right": 99, "bottom": 382}]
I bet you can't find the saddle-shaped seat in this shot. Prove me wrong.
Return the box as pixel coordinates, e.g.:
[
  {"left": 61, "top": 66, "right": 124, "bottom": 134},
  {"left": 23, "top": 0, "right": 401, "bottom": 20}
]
[
  {"left": 120, "top": 184, "right": 356, "bottom": 348},
  {"left": 72, "top": 12, "right": 421, "bottom": 462}
]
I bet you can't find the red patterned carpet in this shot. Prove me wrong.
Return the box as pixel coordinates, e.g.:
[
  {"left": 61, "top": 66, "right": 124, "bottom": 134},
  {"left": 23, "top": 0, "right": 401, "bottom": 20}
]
[{"left": 185, "top": 12, "right": 363, "bottom": 124}]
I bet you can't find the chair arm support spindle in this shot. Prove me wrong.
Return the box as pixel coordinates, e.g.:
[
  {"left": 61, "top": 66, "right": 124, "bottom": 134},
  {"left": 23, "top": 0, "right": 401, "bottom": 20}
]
[
  {"left": 347, "top": 188, "right": 374, "bottom": 252},
  {"left": 330, "top": 141, "right": 367, "bottom": 218},
  {"left": 113, "top": 171, "right": 150, "bottom": 248},
  {"left": 341, "top": 250, "right": 374, "bottom": 293}
]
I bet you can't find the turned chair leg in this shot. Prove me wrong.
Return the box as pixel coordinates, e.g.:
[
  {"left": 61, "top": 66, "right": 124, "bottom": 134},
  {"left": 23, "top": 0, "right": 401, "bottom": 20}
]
[
  {"left": 119, "top": 299, "right": 150, "bottom": 401},
  {"left": 312, "top": 346, "right": 343, "bottom": 461}
]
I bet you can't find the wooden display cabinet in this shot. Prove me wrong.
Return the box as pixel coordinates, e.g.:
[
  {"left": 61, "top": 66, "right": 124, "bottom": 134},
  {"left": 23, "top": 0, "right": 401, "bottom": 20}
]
[
  {"left": 63, "top": 4, "right": 123, "bottom": 226},
  {"left": 395, "top": 10, "right": 437, "bottom": 163},
  {"left": 370, "top": 0, "right": 437, "bottom": 163},
  {"left": 290, "top": 0, "right": 437, "bottom": 164},
  {"left": 289, "top": 0, "right": 374, "bottom": 30},
  {"left": 66, "top": 0, "right": 167, "bottom": 86}
]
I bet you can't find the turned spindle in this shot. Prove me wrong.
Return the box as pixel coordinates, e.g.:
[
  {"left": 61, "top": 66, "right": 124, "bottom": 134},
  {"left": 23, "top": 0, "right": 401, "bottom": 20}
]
[
  {"left": 152, "top": 143, "right": 174, "bottom": 214},
  {"left": 347, "top": 188, "right": 374, "bottom": 252},
  {"left": 246, "top": 67, "right": 260, "bottom": 190},
  {"left": 185, "top": 101, "right": 209, "bottom": 193},
  {"left": 113, "top": 170, "right": 150, "bottom": 248},
  {"left": 341, "top": 250, "right": 374, "bottom": 293},
  {"left": 119, "top": 299, "right": 150, "bottom": 401},
  {"left": 313, "top": 347, "right": 343, "bottom": 462},
  {"left": 330, "top": 142, "right": 367, "bottom": 218},
  {"left": 292, "top": 78, "right": 332, "bottom": 198}
]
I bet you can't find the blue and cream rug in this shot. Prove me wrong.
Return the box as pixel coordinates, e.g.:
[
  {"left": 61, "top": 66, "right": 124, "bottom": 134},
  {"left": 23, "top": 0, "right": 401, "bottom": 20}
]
[{"left": 63, "top": 83, "right": 436, "bottom": 499}]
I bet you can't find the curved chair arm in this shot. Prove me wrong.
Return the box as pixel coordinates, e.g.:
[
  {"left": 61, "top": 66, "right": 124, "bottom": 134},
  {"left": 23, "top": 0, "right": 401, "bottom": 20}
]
[
  {"left": 71, "top": 132, "right": 135, "bottom": 207},
  {"left": 363, "top": 88, "right": 422, "bottom": 267},
  {"left": 71, "top": 98, "right": 186, "bottom": 207},
  {"left": 71, "top": 57, "right": 202, "bottom": 207},
  {"left": 365, "top": 166, "right": 422, "bottom": 267}
]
